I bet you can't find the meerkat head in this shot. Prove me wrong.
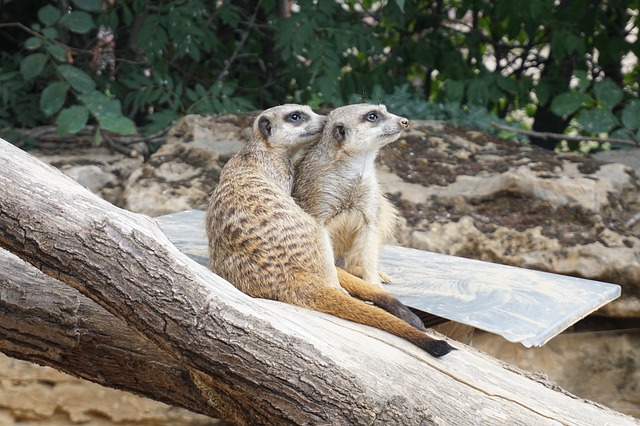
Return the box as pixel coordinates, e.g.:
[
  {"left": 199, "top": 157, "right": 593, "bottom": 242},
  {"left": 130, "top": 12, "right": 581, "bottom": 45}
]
[
  {"left": 253, "top": 104, "right": 326, "bottom": 152},
  {"left": 325, "top": 104, "right": 409, "bottom": 154}
]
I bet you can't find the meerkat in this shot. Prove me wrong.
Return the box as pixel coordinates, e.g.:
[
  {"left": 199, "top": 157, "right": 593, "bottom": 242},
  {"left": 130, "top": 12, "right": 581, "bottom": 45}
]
[
  {"left": 293, "top": 103, "right": 406, "bottom": 286},
  {"left": 206, "top": 104, "right": 453, "bottom": 357}
]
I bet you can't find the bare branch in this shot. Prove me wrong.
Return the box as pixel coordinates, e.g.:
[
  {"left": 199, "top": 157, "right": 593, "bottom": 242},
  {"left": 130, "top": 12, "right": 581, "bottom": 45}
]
[{"left": 491, "top": 121, "right": 640, "bottom": 147}]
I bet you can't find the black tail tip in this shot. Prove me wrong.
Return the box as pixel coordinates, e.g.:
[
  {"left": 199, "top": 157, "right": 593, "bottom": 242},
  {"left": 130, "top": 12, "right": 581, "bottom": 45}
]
[{"left": 426, "top": 340, "right": 456, "bottom": 357}]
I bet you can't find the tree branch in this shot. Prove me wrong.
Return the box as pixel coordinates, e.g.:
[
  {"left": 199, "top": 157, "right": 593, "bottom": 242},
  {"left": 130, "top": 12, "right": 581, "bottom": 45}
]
[
  {"left": 491, "top": 121, "right": 640, "bottom": 147},
  {"left": 213, "top": 0, "right": 263, "bottom": 87},
  {"left": 0, "top": 248, "right": 221, "bottom": 419}
]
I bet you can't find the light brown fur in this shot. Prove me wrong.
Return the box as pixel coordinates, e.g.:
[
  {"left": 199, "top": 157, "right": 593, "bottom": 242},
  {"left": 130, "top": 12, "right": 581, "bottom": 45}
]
[
  {"left": 293, "top": 104, "right": 405, "bottom": 286},
  {"left": 206, "top": 104, "right": 452, "bottom": 358}
]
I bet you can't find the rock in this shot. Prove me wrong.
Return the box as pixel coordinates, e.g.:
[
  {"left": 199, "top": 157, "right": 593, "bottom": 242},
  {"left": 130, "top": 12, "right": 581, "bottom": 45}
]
[
  {"left": 0, "top": 353, "right": 219, "bottom": 425},
  {"left": 380, "top": 122, "right": 640, "bottom": 318},
  {"left": 63, "top": 164, "right": 118, "bottom": 193},
  {"left": 593, "top": 147, "right": 640, "bottom": 173},
  {"left": 122, "top": 114, "right": 252, "bottom": 217},
  {"left": 34, "top": 146, "right": 144, "bottom": 206}
]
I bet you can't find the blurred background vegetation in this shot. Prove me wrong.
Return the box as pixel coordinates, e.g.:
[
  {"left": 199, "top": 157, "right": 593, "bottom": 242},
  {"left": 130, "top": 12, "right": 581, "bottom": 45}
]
[{"left": 0, "top": 0, "right": 638, "bottom": 150}]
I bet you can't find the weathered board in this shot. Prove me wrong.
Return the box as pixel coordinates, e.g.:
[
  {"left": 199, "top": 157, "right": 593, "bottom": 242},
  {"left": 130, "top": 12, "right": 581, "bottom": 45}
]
[{"left": 156, "top": 209, "right": 621, "bottom": 347}]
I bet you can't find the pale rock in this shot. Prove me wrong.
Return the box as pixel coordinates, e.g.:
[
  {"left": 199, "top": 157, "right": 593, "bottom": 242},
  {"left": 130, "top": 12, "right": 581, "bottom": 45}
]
[
  {"left": 63, "top": 164, "right": 117, "bottom": 193},
  {"left": 122, "top": 114, "right": 252, "bottom": 217},
  {"left": 0, "top": 353, "right": 217, "bottom": 425}
]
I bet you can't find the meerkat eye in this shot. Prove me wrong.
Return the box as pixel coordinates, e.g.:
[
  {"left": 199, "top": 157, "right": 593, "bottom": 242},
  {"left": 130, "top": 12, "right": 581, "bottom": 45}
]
[
  {"left": 288, "top": 112, "right": 302, "bottom": 122},
  {"left": 365, "top": 112, "right": 379, "bottom": 122}
]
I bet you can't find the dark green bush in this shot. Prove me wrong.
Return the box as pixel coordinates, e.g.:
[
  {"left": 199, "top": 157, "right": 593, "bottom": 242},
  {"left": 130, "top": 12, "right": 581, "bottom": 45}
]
[{"left": 0, "top": 0, "right": 638, "bottom": 150}]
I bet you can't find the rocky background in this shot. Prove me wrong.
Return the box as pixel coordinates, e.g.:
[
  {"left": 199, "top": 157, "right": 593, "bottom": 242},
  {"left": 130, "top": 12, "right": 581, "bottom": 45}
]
[{"left": 2, "top": 114, "right": 638, "bottom": 423}]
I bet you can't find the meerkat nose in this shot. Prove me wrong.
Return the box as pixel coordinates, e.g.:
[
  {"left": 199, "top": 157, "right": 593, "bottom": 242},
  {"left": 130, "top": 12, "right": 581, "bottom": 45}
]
[{"left": 399, "top": 118, "right": 409, "bottom": 128}]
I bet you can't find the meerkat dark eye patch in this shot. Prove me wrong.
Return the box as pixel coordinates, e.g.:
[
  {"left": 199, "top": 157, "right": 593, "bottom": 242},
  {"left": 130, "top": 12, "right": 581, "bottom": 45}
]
[
  {"left": 258, "top": 116, "right": 272, "bottom": 139},
  {"left": 286, "top": 112, "right": 305, "bottom": 124},
  {"left": 365, "top": 111, "right": 380, "bottom": 122}
]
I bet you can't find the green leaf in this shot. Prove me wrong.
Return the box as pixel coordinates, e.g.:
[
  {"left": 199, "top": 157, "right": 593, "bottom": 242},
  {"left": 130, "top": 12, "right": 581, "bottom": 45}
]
[
  {"left": 144, "top": 109, "right": 178, "bottom": 135},
  {"left": 218, "top": 2, "right": 241, "bottom": 27},
  {"left": 550, "top": 92, "right": 592, "bottom": 116},
  {"left": 610, "top": 127, "right": 635, "bottom": 141},
  {"left": 78, "top": 90, "right": 122, "bottom": 117},
  {"left": 40, "top": 81, "right": 69, "bottom": 116},
  {"left": 576, "top": 108, "right": 618, "bottom": 134},
  {"left": 551, "top": 29, "right": 568, "bottom": 59},
  {"left": 56, "top": 106, "right": 89, "bottom": 134},
  {"left": 46, "top": 43, "right": 67, "bottom": 62},
  {"left": 60, "top": 11, "right": 95, "bottom": 34},
  {"left": 395, "top": 0, "right": 406, "bottom": 12},
  {"left": 444, "top": 80, "right": 464, "bottom": 103},
  {"left": 593, "top": 78, "right": 623, "bottom": 110},
  {"left": 97, "top": 114, "right": 137, "bottom": 135},
  {"left": 24, "top": 37, "right": 43, "bottom": 50},
  {"left": 38, "top": 4, "right": 61, "bottom": 26},
  {"left": 122, "top": 5, "right": 134, "bottom": 26},
  {"left": 59, "top": 65, "right": 96, "bottom": 93},
  {"left": 573, "top": 70, "right": 590, "bottom": 91},
  {"left": 72, "top": 0, "right": 104, "bottom": 12},
  {"left": 535, "top": 81, "right": 552, "bottom": 106},
  {"left": 496, "top": 76, "right": 517, "bottom": 95},
  {"left": 20, "top": 53, "right": 48, "bottom": 80},
  {"left": 467, "top": 79, "right": 489, "bottom": 105},
  {"left": 563, "top": 33, "right": 585, "bottom": 55},
  {"left": 42, "top": 27, "right": 59, "bottom": 39},
  {"left": 621, "top": 100, "right": 640, "bottom": 130}
]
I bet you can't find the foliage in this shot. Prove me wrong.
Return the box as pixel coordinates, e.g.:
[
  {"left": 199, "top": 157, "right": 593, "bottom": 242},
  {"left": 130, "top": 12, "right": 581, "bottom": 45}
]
[
  {"left": 0, "top": 0, "right": 638, "bottom": 150},
  {"left": 347, "top": 84, "right": 512, "bottom": 136},
  {"left": 1, "top": 0, "right": 261, "bottom": 140}
]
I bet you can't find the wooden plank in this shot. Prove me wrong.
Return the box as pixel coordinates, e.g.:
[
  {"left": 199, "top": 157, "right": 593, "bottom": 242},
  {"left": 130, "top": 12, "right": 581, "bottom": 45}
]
[
  {"left": 380, "top": 245, "right": 620, "bottom": 346},
  {"left": 156, "top": 209, "right": 621, "bottom": 347}
]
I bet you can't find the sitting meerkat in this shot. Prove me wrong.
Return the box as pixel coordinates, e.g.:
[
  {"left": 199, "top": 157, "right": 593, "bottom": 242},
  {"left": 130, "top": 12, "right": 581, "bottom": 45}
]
[
  {"left": 206, "top": 104, "right": 452, "bottom": 358},
  {"left": 293, "top": 103, "right": 405, "bottom": 286}
]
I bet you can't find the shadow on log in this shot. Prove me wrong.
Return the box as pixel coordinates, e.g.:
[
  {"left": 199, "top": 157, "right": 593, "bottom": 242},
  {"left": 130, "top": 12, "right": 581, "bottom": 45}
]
[{"left": 0, "top": 137, "right": 637, "bottom": 425}]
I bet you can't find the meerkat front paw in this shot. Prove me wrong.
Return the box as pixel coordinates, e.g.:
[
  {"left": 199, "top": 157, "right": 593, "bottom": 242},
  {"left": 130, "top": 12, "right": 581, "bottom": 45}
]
[{"left": 362, "top": 271, "right": 384, "bottom": 287}]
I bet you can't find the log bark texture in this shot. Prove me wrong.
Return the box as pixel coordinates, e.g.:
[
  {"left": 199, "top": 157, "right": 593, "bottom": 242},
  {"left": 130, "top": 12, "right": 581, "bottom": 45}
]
[
  {"left": 0, "top": 247, "right": 221, "bottom": 419},
  {"left": 0, "top": 137, "right": 637, "bottom": 425}
]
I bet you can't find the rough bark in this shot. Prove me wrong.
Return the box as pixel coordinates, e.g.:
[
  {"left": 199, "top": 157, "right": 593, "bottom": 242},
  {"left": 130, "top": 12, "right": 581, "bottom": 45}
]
[
  {"left": 0, "top": 137, "right": 637, "bottom": 426},
  {"left": 0, "top": 247, "right": 220, "bottom": 419}
]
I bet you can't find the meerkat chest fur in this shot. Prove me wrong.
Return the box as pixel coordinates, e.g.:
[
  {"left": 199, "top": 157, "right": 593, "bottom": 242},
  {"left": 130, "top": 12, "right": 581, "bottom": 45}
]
[
  {"left": 327, "top": 151, "right": 381, "bottom": 222},
  {"left": 293, "top": 103, "right": 408, "bottom": 285}
]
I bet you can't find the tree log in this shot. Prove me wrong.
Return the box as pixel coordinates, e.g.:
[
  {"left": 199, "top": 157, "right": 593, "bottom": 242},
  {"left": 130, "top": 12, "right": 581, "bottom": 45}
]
[
  {"left": 0, "top": 247, "right": 221, "bottom": 419},
  {"left": 0, "top": 137, "right": 637, "bottom": 425}
]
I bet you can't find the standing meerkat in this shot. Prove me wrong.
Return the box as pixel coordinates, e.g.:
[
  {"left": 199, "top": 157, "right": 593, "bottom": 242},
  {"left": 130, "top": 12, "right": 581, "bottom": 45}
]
[
  {"left": 293, "top": 103, "right": 405, "bottom": 286},
  {"left": 206, "top": 104, "right": 453, "bottom": 358}
]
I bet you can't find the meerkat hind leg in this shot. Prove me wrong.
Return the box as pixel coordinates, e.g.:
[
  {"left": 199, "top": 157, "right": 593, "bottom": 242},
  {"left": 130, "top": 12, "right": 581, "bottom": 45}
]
[
  {"left": 306, "top": 285, "right": 453, "bottom": 358},
  {"left": 337, "top": 268, "right": 426, "bottom": 331}
]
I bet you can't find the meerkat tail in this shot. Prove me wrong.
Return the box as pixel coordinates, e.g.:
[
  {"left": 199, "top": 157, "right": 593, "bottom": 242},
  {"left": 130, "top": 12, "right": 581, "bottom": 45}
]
[
  {"left": 336, "top": 268, "right": 427, "bottom": 331},
  {"left": 305, "top": 286, "right": 454, "bottom": 358}
]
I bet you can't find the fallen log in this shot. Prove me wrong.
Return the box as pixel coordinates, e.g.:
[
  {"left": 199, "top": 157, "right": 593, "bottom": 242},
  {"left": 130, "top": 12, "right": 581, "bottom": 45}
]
[
  {"left": 0, "top": 248, "right": 220, "bottom": 419},
  {"left": 0, "top": 137, "right": 636, "bottom": 425}
]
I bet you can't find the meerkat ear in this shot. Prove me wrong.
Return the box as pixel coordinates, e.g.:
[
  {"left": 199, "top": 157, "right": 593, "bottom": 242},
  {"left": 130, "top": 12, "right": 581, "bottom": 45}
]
[
  {"left": 333, "top": 123, "right": 346, "bottom": 143},
  {"left": 258, "top": 116, "right": 272, "bottom": 139}
]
